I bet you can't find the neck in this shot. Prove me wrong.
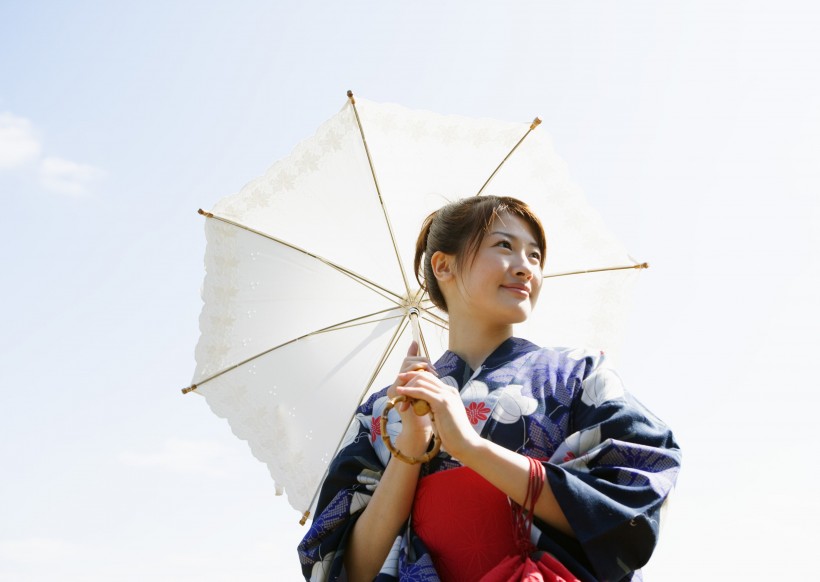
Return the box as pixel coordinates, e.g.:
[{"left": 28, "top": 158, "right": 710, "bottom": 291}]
[{"left": 446, "top": 313, "right": 513, "bottom": 371}]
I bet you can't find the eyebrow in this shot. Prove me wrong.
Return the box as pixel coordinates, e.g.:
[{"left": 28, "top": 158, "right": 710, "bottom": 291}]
[{"left": 489, "top": 230, "right": 540, "bottom": 248}]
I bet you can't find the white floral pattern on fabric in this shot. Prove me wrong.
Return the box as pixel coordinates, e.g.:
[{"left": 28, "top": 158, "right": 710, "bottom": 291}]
[
  {"left": 458, "top": 379, "right": 492, "bottom": 434},
  {"left": 370, "top": 396, "right": 403, "bottom": 467},
  {"left": 580, "top": 353, "right": 625, "bottom": 407},
  {"left": 356, "top": 468, "right": 381, "bottom": 493},
  {"left": 379, "top": 536, "right": 402, "bottom": 577},
  {"left": 458, "top": 379, "right": 539, "bottom": 436},
  {"left": 340, "top": 414, "right": 365, "bottom": 451},
  {"left": 491, "top": 384, "right": 538, "bottom": 423},
  {"left": 555, "top": 438, "right": 617, "bottom": 473},
  {"left": 439, "top": 375, "right": 459, "bottom": 390},
  {"left": 350, "top": 491, "right": 370, "bottom": 514},
  {"left": 459, "top": 378, "right": 488, "bottom": 401},
  {"left": 309, "top": 553, "right": 334, "bottom": 582},
  {"left": 550, "top": 425, "right": 603, "bottom": 466}
]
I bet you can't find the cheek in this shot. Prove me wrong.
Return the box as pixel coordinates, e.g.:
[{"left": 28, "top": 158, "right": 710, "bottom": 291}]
[{"left": 531, "top": 279, "right": 544, "bottom": 303}]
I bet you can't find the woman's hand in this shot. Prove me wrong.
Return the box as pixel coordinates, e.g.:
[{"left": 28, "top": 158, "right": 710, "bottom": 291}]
[
  {"left": 394, "top": 368, "right": 481, "bottom": 461},
  {"left": 386, "top": 341, "right": 435, "bottom": 457},
  {"left": 396, "top": 367, "right": 575, "bottom": 538}
]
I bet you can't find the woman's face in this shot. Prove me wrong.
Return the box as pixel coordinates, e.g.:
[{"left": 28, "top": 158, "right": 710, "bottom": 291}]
[{"left": 441, "top": 211, "right": 543, "bottom": 328}]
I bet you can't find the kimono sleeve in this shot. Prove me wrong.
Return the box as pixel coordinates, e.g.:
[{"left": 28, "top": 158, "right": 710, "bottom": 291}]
[
  {"left": 544, "top": 351, "right": 681, "bottom": 582},
  {"left": 297, "top": 389, "right": 397, "bottom": 581}
]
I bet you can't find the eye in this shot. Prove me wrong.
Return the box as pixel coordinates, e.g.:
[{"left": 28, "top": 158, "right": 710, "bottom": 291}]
[
  {"left": 495, "top": 239, "right": 512, "bottom": 249},
  {"left": 529, "top": 250, "right": 542, "bottom": 261}
]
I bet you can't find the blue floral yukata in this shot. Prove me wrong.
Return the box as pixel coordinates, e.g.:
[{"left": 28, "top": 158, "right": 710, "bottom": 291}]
[{"left": 298, "top": 337, "right": 681, "bottom": 581}]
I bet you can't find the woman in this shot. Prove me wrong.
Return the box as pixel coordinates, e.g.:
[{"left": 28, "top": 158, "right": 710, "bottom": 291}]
[{"left": 298, "top": 196, "right": 681, "bottom": 581}]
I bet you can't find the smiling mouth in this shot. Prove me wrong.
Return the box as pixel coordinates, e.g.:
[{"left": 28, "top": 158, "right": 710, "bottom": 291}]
[{"left": 502, "top": 286, "right": 530, "bottom": 296}]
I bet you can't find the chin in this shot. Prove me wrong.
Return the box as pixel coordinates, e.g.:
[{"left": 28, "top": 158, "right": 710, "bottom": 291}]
[
  {"left": 504, "top": 308, "right": 532, "bottom": 325},
  {"left": 512, "top": 313, "right": 531, "bottom": 325}
]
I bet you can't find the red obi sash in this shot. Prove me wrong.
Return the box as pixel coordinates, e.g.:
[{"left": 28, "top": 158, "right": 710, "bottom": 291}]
[
  {"left": 412, "top": 466, "right": 520, "bottom": 581},
  {"left": 411, "top": 465, "right": 580, "bottom": 582}
]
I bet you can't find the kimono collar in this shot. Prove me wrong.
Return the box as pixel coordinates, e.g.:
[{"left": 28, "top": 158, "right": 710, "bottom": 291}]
[{"left": 433, "top": 336, "right": 541, "bottom": 380}]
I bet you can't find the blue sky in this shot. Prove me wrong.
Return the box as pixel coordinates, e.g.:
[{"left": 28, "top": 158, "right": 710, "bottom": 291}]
[{"left": 1, "top": 1, "right": 819, "bottom": 579}]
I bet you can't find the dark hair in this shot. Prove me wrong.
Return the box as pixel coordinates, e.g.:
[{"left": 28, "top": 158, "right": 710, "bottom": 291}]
[{"left": 414, "top": 196, "right": 546, "bottom": 312}]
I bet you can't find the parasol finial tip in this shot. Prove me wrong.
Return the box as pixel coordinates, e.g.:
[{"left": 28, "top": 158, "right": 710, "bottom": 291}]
[
  {"left": 640, "top": 262, "right": 649, "bottom": 269},
  {"left": 299, "top": 510, "right": 311, "bottom": 526},
  {"left": 347, "top": 90, "right": 355, "bottom": 104},
  {"left": 198, "top": 209, "right": 214, "bottom": 218},
  {"left": 530, "top": 117, "right": 542, "bottom": 130},
  {"left": 181, "top": 384, "right": 197, "bottom": 395}
]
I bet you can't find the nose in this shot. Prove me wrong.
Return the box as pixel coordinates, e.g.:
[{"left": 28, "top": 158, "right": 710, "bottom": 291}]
[
  {"left": 516, "top": 267, "right": 534, "bottom": 280},
  {"left": 514, "top": 252, "right": 535, "bottom": 280}
]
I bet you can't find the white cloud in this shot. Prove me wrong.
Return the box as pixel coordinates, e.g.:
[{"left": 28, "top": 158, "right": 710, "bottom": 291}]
[
  {"left": 0, "top": 113, "right": 105, "bottom": 195},
  {"left": 38, "top": 155, "right": 105, "bottom": 196},
  {"left": 118, "top": 438, "right": 235, "bottom": 477},
  {"left": 0, "top": 537, "right": 81, "bottom": 563},
  {"left": 0, "top": 112, "right": 41, "bottom": 169}
]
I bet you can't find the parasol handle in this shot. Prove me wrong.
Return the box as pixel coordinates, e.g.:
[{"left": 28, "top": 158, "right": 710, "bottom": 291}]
[{"left": 380, "top": 395, "right": 442, "bottom": 464}]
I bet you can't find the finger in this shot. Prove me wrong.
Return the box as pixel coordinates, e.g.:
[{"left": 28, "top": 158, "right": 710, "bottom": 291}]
[
  {"left": 397, "top": 370, "right": 438, "bottom": 382},
  {"left": 395, "top": 385, "right": 439, "bottom": 407},
  {"left": 396, "top": 375, "right": 442, "bottom": 395},
  {"left": 390, "top": 377, "right": 405, "bottom": 393},
  {"left": 396, "top": 371, "right": 426, "bottom": 385},
  {"left": 404, "top": 354, "right": 438, "bottom": 376},
  {"left": 402, "top": 361, "right": 437, "bottom": 375}
]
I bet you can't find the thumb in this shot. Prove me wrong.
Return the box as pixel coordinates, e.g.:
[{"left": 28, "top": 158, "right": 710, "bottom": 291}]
[{"left": 407, "top": 340, "right": 419, "bottom": 357}]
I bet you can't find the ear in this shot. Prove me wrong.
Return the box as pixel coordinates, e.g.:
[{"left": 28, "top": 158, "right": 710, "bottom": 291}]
[{"left": 430, "top": 251, "right": 455, "bottom": 282}]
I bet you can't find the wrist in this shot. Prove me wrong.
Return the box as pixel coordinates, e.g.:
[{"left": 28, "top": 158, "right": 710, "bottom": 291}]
[
  {"left": 394, "top": 428, "right": 432, "bottom": 458},
  {"left": 446, "top": 430, "right": 486, "bottom": 466}
]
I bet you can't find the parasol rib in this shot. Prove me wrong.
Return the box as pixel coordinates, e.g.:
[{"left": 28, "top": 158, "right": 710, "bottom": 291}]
[
  {"left": 410, "top": 290, "right": 449, "bottom": 333},
  {"left": 412, "top": 311, "right": 431, "bottom": 360},
  {"left": 475, "top": 117, "right": 542, "bottom": 197},
  {"left": 418, "top": 312, "right": 449, "bottom": 331},
  {"left": 543, "top": 262, "right": 649, "bottom": 279},
  {"left": 200, "top": 210, "right": 405, "bottom": 307},
  {"left": 182, "top": 307, "right": 405, "bottom": 394},
  {"left": 364, "top": 315, "right": 411, "bottom": 397},
  {"left": 347, "top": 91, "right": 414, "bottom": 299},
  {"left": 302, "top": 314, "right": 412, "bottom": 523},
  {"left": 307, "top": 313, "right": 404, "bottom": 335}
]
